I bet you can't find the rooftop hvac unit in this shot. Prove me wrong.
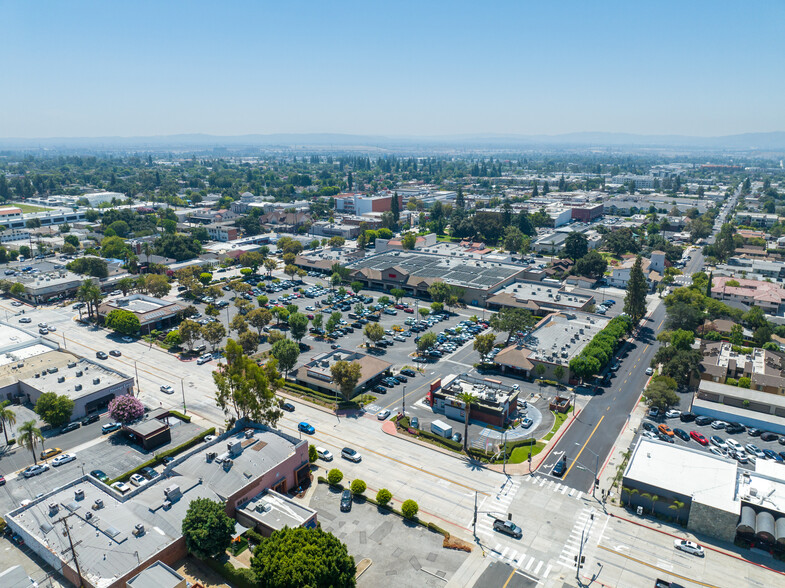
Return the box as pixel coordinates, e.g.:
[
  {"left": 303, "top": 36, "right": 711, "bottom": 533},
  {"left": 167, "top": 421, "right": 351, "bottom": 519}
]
[
  {"left": 227, "top": 440, "right": 242, "bottom": 456},
  {"left": 34, "top": 373, "right": 40, "bottom": 378},
  {"left": 93, "top": 499, "right": 104, "bottom": 510},
  {"left": 74, "top": 488, "right": 85, "bottom": 501},
  {"left": 223, "top": 458, "right": 233, "bottom": 470},
  {"left": 163, "top": 500, "right": 172, "bottom": 510},
  {"left": 76, "top": 371, "right": 82, "bottom": 377},
  {"left": 92, "top": 378, "right": 100, "bottom": 385},
  {"left": 164, "top": 485, "right": 182, "bottom": 500},
  {"left": 84, "top": 511, "right": 93, "bottom": 520},
  {"left": 67, "top": 362, "right": 76, "bottom": 368},
  {"left": 48, "top": 503, "right": 58, "bottom": 514},
  {"left": 255, "top": 502, "right": 272, "bottom": 513},
  {"left": 74, "top": 384, "right": 82, "bottom": 391},
  {"left": 57, "top": 376, "right": 65, "bottom": 383},
  {"left": 133, "top": 524, "right": 145, "bottom": 536}
]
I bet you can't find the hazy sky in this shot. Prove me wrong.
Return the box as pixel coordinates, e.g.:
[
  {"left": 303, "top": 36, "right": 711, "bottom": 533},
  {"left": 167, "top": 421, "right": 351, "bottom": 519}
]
[{"left": 1, "top": 1, "right": 783, "bottom": 138}]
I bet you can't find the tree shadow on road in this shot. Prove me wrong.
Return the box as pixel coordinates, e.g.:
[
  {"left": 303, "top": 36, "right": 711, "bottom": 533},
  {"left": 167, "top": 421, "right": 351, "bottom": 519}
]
[{"left": 457, "top": 454, "right": 487, "bottom": 472}]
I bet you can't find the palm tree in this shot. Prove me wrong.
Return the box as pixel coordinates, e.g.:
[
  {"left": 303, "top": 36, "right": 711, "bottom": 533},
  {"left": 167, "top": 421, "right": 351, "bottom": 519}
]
[
  {"left": 456, "top": 391, "right": 477, "bottom": 452},
  {"left": 669, "top": 499, "right": 685, "bottom": 524},
  {"left": 651, "top": 494, "right": 659, "bottom": 515},
  {"left": 76, "top": 279, "right": 102, "bottom": 320},
  {"left": 640, "top": 492, "right": 651, "bottom": 513},
  {"left": 142, "top": 242, "right": 152, "bottom": 269},
  {"left": 18, "top": 420, "right": 43, "bottom": 465},
  {"left": 0, "top": 401, "right": 17, "bottom": 445},
  {"left": 626, "top": 487, "right": 639, "bottom": 508}
]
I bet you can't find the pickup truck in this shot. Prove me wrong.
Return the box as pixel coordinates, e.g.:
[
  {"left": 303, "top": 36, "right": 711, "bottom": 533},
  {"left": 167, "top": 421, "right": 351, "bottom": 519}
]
[{"left": 493, "top": 519, "right": 523, "bottom": 539}]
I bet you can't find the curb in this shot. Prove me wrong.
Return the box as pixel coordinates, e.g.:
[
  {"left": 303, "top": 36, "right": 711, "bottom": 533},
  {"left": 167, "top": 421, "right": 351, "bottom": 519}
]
[
  {"left": 609, "top": 512, "right": 785, "bottom": 577},
  {"left": 381, "top": 420, "right": 483, "bottom": 463},
  {"left": 531, "top": 407, "right": 582, "bottom": 471}
]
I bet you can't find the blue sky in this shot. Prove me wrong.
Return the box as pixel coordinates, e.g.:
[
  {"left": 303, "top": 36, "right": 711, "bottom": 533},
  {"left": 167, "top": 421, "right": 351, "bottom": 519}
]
[{"left": 1, "top": 1, "right": 783, "bottom": 138}]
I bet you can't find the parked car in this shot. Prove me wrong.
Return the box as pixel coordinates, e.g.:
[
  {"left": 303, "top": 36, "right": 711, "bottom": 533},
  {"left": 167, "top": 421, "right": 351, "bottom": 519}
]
[
  {"left": 410, "top": 416, "right": 419, "bottom": 429},
  {"left": 645, "top": 367, "right": 654, "bottom": 375},
  {"left": 52, "top": 453, "right": 76, "bottom": 467},
  {"left": 748, "top": 428, "right": 763, "bottom": 437},
  {"left": 196, "top": 353, "right": 212, "bottom": 365},
  {"left": 761, "top": 432, "right": 779, "bottom": 442},
  {"left": 521, "top": 417, "right": 533, "bottom": 429},
  {"left": 23, "top": 464, "right": 49, "bottom": 478},
  {"left": 710, "top": 420, "right": 727, "bottom": 430},
  {"left": 673, "top": 428, "right": 690, "bottom": 442},
  {"left": 642, "top": 421, "right": 657, "bottom": 433},
  {"left": 129, "top": 473, "right": 147, "bottom": 486},
  {"left": 90, "top": 469, "right": 109, "bottom": 482},
  {"left": 665, "top": 409, "right": 681, "bottom": 419},
  {"left": 673, "top": 540, "right": 704, "bottom": 557},
  {"left": 725, "top": 422, "right": 745, "bottom": 434},
  {"left": 341, "top": 447, "right": 362, "bottom": 462},
  {"left": 746, "top": 444, "right": 766, "bottom": 458},
  {"left": 377, "top": 409, "right": 391, "bottom": 420},
  {"left": 40, "top": 447, "right": 62, "bottom": 460},
  {"left": 18, "top": 317, "right": 31, "bottom": 323},
  {"left": 726, "top": 439, "right": 744, "bottom": 454},
  {"left": 61, "top": 422, "right": 81, "bottom": 434},
  {"left": 690, "top": 431, "right": 708, "bottom": 445},
  {"left": 81, "top": 414, "right": 100, "bottom": 425},
  {"left": 763, "top": 449, "right": 783, "bottom": 462},
  {"left": 648, "top": 407, "right": 660, "bottom": 419},
  {"left": 298, "top": 422, "right": 315, "bottom": 435},
  {"left": 111, "top": 481, "right": 131, "bottom": 494},
  {"left": 452, "top": 432, "right": 462, "bottom": 443},
  {"left": 102, "top": 422, "right": 122, "bottom": 434},
  {"left": 340, "top": 489, "right": 352, "bottom": 512},
  {"left": 694, "top": 416, "right": 714, "bottom": 426},
  {"left": 710, "top": 436, "right": 728, "bottom": 450},
  {"left": 679, "top": 412, "right": 697, "bottom": 423}
]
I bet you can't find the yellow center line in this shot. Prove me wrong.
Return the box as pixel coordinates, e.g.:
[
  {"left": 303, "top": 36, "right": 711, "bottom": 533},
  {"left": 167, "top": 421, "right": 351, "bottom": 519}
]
[
  {"left": 564, "top": 415, "right": 604, "bottom": 478},
  {"left": 597, "top": 545, "right": 721, "bottom": 588},
  {"left": 501, "top": 568, "right": 517, "bottom": 588}
]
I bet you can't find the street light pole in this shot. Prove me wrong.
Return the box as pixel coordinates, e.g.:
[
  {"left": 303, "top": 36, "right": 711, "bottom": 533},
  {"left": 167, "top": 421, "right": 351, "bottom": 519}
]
[
  {"left": 402, "top": 385, "right": 406, "bottom": 418},
  {"left": 181, "top": 378, "right": 187, "bottom": 415}
]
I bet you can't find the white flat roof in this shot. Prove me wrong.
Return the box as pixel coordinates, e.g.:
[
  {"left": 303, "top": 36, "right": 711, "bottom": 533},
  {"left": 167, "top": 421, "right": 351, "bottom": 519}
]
[{"left": 625, "top": 437, "right": 740, "bottom": 513}]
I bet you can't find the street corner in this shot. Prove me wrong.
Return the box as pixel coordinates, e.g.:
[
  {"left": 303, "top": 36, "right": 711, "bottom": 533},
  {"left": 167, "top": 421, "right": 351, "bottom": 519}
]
[{"left": 381, "top": 420, "right": 398, "bottom": 436}]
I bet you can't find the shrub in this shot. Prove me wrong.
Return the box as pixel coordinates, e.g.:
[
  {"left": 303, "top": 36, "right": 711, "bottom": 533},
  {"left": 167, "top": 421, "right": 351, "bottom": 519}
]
[
  {"left": 401, "top": 499, "right": 419, "bottom": 519},
  {"left": 376, "top": 488, "right": 392, "bottom": 507},
  {"left": 201, "top": 557, "right": 257, "bottom": 588},
  {"left": 309, "top": 444, "right": 318, "bottom": 463},
  {"left": 350, "top": 479, "right": 366, "bottom": 495},
  {"left": 327, "top": 468, "right": 343, "bottom": 486}
]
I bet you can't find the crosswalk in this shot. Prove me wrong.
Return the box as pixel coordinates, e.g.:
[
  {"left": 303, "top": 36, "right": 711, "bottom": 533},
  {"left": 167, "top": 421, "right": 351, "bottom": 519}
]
[
  {"left": 558, "top": 506, "right": 598, "bottom": 569},
  {"left": 486, "top": 543, "right": 552, "bottom": 580},
  {"left": 520, "top": 473, "right": 584, "bottom": 501}
]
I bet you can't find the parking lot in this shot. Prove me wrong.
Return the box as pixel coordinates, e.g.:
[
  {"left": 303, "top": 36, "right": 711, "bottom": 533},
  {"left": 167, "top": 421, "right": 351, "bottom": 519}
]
[
  {"left": 637, "top": 398, "right": 785, "bottom": 468},
  {"left": 309, "top": 482, "right": 469, "bottom": 587}
]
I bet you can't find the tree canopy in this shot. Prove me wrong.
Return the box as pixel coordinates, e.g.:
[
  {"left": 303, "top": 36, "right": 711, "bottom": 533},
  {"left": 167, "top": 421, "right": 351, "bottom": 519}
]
[
  {"left": 105, "top": 308, "right": 141, "bottom": 335},
  {"left": 182, "top": 498, "right": 235, "bottom": 559},
  {"left": 34, "top": 392, "right": 74, "bottom": 427}
]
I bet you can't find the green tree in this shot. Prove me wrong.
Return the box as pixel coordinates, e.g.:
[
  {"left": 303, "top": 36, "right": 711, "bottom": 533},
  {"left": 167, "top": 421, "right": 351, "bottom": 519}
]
[
  {"left": 271, "top": 338, "right": 300, "bottom": 380},
  {"left": 401, "top": 499, "right": 419, "bottom": 519},
  {"left": 554, "top": 365, "right": 565, "bottom": 380},
  {"left": 376, "top": 488, "right": 392, "bottom": 506},
  {"left": 247, "top": 308, "right": 272, "bottom": 335},
  {"left": 623, "top": 255, "right": 647, "bottom": 324},
  {"left": 326, "top": 311, "right": 343, "bottom": 333},
  {"left": 743, "top": 305, "right": 767, "bottom": 329},
  {"left": 104, "top": 308, "right": 141, "bottom": 335},
  {"left": 10, "top": 282, "right": 24, "bottom": 297},
  {"left": 18, "top": 420, "right": 43, "bottom": 465},
  {"left": 202, "top": 321, "right": 226, "bottom": 351},
  {"left": 417, "top": 332, "right": 437, "bottom": 354},
  {"left": 250, "top": 527, "right": 356, "bottom": 588},
  {"left": 430, "top": 301, "right": 444, "bottom": 314},
  {"left": 350, "top": 281, "right": 363, "bottom": 295},
  {"left": 401, "top": 232, "right": 416, "bottom": 250},
  {"left": 198, "top": 272, "right": 213, "bottom": 286},
  {"left": 350, "top": 479, "right": 366, "bottom": 495},
  {"left": 670, "top": 329, "right": 695, "bottom": 351},
  {"left": 34, "top": 392, "right": 75, "bottom": 428},
  {"left": 730, "top": 323, "right": 744, "bottom": 346},
  {"left": 288, "top": 312, "right": 309, "bottom": 343},
  {"left": 502, "top": 226, "right": 524, "bottom": 253},
  {"left": 182, "top": 498, "right": 235, "bottom": 559},
  {"left": 328, "top": 468, "right": 344, "bottom": 485},
  {"left": 364, "top": 322, "right": 384, "bottom": 346},
  {"left": 0, "top": 401, "right": 17, "bottom": 444},
  {"left": 116, "top": 276, "right": 135, "bottom": 295},
  {"left": 490, "top": 307, "right": 535, "bottom": 344},
  {"left": 309, "top": 444, "right": 318, "bottom": 463},
  {"left": 212, "top": 339, "right": 282, "bottom": 425},
  {"left": 575, "top": 250, "right": 607, "bottom": 279},
  {"left": 564, "top": 232, "right": 588, "bottom": 261},
  {"left": 390, "top": 288, "right": 406, "bottom": 303},
  {"left": 310, "top": 312, "right": 323, "bottom": 331},
  {"left": 238, "top": 331, "right": 260, "bottom": 354},
  {"left": 178, "top": 319, "right": 202, "bottom": 351},
  {"left": 473, "top": 332, "right": 496, "bottom": 360},
  {"left": 644, "top": 378, "right": 680, "bottom": 411},
  {"left": 330, "top": 360, "right": 363, "bottom": 400},
  {"left": 100, "top": 235, "right": 130, "bottom": 259}
]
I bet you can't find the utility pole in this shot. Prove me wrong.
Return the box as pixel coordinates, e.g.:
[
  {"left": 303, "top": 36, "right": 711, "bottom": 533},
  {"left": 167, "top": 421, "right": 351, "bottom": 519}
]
[
  {"left": 402, "top": 385, "right": 406, "bottom": 418},
  {"left": 472, "top": 490, "right": 478, "bottom": 539},
  {"left": 58, "top": 513, "right": 84, "bottom": 588},
  {"left": 134, "top": 361, "right": 141, "bottom": 397},
  {"left": 181, "top": 378, "right": 187, "bottom": 415}
]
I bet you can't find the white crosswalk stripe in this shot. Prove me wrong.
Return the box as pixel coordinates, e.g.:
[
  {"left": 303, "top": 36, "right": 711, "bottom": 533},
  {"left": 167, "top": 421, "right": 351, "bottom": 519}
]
[{"left": 558, "top": 506, "right": 599, "bottom": 569}]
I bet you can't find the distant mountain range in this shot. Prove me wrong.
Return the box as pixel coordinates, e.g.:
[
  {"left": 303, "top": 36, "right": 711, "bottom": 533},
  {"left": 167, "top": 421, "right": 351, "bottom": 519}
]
[{"left": 2, "top": 131, "right": 785, "bottom": 151}]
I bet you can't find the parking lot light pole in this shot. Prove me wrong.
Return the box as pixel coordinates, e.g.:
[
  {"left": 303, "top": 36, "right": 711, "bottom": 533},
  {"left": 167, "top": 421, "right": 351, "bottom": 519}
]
[{"left": 402, "top": 385, "right": 406, "bottom": 418}]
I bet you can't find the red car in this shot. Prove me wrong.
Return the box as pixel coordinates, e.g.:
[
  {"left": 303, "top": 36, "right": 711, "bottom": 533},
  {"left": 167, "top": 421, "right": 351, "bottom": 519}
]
[
  {"left": 394, "top": 304, "right": 407, "bottom": 310},
  {"left": 0, "top": 474, "right": 5, "bottom": 486},
  {"left": 307, "top": 314, "right": 314, "bottom": 319},
  {"left": 690, "top": 431, "right": 709, "bottom": 445},
  {"left": 404, "top": 308, "right": 414, "bottom": 314}
]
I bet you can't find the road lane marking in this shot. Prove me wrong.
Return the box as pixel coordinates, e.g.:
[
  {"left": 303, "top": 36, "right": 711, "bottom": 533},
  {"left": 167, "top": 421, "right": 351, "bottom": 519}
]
[
  {"left": 501, "top": 568, "right": 517, "bottom": 588},
  {"left": 564, "top": 415, "right": 604, "bottom": 478},
  {"left": 596, "top": 545, "right": 721, "bottom": 588}
]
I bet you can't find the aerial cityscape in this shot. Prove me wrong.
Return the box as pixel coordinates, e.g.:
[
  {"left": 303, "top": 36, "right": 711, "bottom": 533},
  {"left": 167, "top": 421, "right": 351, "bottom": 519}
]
[{"left": 1, "top": 2, "right": 785, "bottom": 588}]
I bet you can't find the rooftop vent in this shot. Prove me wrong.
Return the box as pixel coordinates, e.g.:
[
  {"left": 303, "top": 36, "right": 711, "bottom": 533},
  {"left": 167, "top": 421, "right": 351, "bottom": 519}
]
[
  {"left": 93, "top": 499, "right": 104, "bottom": 510},
  {"left": 76, "top": 371, "right": 82, "bottom": 377},
  {"left": 133, "top": 524, "right": 145, "bottom": 536},
  {"left": 84, "top": 511, "right": 93, "bottom": 520},
  {"left": 48, "top": 503, "right": 59, "bottom": 515},
  {"left": 74, "top": 384, "right": 82, "bottom": 391},
  {"left": 92, "top": 378, "right": 100, "bottom": 385},
  {"left": 74, "top": 488, "right": 84, "bottom": 501}
]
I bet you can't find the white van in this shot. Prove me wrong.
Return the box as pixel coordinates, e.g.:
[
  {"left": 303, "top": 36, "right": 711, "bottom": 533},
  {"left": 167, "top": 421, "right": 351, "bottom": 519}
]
[{"left": 316, "top": 447, "right": 333, "bottom": 461}]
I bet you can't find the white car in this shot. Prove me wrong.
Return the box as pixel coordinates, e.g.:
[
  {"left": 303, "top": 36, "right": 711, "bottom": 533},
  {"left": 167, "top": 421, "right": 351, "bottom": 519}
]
[
  {"left": 196, "top": 354, "right": 212, "bottom": 365},
  {"left": 377, "top": 409, "right": 391, "bottom": 420},
  {"left": 746, "top": 444, "right": 766, "bottom": 458},
  {"left": 129, "top": 473, "right": 146, "bottom": 486},
  {"left": 160, "top": 385, "right": 175, "bottom": 394},
  {"left": 710, "top": 420, "right": 728, "bottom": 430},
  {"left": 673, "top": 539, "right": 704, "bottom": 557},
  {"left": 316, "top": 447, "right": 333, "bottom": 461},
  {"left": 727, "top": 439, "right": 744, "bottom": 453},
  {"left": 665, "top": 409, "right": 681, "bottom": 419},
  {"left": 111, "top": 481, "right": 131, "bottom": 494},
  {"left": 52, "top": 453, "right": 76, "bottom": 467},
  {"left": 121, "top": 336, "right": 134, "bottom": 343},
  {"left": 645, "top": 367, "right": 654, "bottom": 375}
]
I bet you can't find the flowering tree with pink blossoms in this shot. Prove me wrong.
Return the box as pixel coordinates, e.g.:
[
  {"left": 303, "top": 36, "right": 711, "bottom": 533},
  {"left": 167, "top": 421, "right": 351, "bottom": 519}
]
[{"left": 108, "top": 395, "right": 145, "bottom": 424}]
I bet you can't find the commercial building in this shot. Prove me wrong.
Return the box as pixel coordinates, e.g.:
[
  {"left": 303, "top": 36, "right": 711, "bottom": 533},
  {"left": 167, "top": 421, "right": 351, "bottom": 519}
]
[
  {"left": 493, "top": 311, "right": 609, "bottom": 383},
  {"left": 711, "top": 276, "right": 785, "bottom": 315},
  {"left": 97, "top": 294, "right": 185, "bottom": 334},
  {"left": 623, "top": 437, "right": 785, "bottom": 548},
  {"left": 235, "top": 489, "right": 317, "bottom": 537},
  {"left": 9, "top": 270, "right": 89, "bottom": 304},
  {"left": 205, "top": 223, "right": 238, "bottom": 242},
  {"left": 309, "top": 221, "right": 362, "bottom": 239},
  {"left": 486, "top": 280, "right": 594, "bottom": 315},
  {"left": 571, "top": 203, "right": 604, "bottom": 222},
  {"left": 0, "top": 322, "right": 134, "bottom": 416},
  {"left": 735, "top": 212, "right": 780, "bottom": 227},
  {"left": 692, "top": 380, "right": 785, "bottom": 435},
  {"left": 294, "top": 349, "right": 391, "bottom": 398},
  {"left": 374, "top": 232, "right": 437, "bottom": 253},
  {"left": 427, "top": 374, "right": 519, "bottom": 428},
  {"left": 334, "top": 193, "right": 402, "bottom": 216},
  {"left": 4, "top": 423, "right": 310, "bottom": 588},
  {"left": 347, "top": 249, "right": 526, "bottom": 306},
  {"left": 0, "top": 227, "right": 31, "bottom": 243},
  {"left": 0, "top": 206, "right": 24, "bottom": 224}
]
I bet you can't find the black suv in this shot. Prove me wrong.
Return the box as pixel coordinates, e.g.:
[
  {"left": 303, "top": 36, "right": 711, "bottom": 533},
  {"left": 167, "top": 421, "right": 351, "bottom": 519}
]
[
  {"left": 679, "top": 412, "right": 697, "bottom": 423},
  {"left": 340, "top": 490, "right": 352, "bottom": 512},
  {"left": 81, "top": 414, "right": 100, "bottom": 425},
  {"left": 725, "top": 422, "right": 745, "bottom": 434},
  {"left": 694, "top": 415, "right": 714, "bottom": 426}
]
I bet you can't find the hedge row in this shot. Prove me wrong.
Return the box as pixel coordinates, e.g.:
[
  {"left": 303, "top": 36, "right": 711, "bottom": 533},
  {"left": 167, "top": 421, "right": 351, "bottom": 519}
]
[
  {"left": 168, "top": 410, "right": 191, "bottom": 423},
  {"left": 569, "top": 315, "right": 633, "bottom": 378},
  {"left": 107, "top": 427, "right": 215, "bottom": 485},
  {"left": 201, "top": 556, "right": 257, "bottom": 588}
]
